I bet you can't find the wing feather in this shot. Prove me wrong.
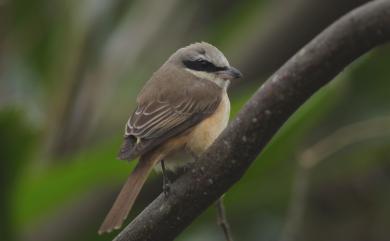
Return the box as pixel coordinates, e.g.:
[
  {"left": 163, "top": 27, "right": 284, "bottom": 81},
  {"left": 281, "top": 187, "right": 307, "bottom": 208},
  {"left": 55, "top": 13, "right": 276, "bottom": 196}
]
[{"left": 118, "top": 64, "right": 223, "bottom": 160}]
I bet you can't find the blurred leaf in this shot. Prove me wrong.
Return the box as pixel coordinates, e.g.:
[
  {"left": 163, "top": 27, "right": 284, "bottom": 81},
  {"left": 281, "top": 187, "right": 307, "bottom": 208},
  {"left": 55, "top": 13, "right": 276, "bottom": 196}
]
[
  {"left": 0, "top": 108, "right": 38, "bottom": 240},
  {"left": 11, "top": 138, "right": 135, "bottom": 229}
]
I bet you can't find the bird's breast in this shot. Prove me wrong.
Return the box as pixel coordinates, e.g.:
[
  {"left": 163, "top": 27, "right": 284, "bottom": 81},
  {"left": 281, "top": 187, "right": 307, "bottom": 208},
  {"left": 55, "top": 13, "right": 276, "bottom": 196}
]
[
  {"left": 154, "top": 91, "right": 230, "bottom": 172},
  {"left": 186, "top": 91, "right": 230, "bottom": 156}
]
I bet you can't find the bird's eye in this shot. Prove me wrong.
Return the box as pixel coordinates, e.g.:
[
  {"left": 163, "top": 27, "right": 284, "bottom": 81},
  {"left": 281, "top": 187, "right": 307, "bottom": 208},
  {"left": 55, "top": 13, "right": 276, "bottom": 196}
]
[
  {"left": 183, "top": 58, "right": 218, "bottom": 72},
  {"left": 197, "top": 59, "right": 209, "bottom": 66}
]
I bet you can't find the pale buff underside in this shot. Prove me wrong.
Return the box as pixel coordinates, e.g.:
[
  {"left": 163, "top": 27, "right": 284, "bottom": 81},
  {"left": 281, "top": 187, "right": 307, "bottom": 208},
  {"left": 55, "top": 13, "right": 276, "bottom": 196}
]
[{"left": 153, "top": 91, "right": 230, "bottom": 172}]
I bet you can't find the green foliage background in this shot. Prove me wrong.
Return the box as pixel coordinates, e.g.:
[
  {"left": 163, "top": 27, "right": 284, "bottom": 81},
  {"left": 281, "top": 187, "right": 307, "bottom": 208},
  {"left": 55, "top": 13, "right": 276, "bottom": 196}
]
[{"left": 1, "top": 0, "right": 389, "bottom": 241}]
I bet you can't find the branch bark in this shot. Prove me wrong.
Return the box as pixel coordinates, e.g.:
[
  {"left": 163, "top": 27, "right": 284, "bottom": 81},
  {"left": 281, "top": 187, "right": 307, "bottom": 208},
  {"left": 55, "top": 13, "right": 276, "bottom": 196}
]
[
  {"left": 234, "top": 0, "right": 371, "bottom": 83},
  {"left": 114, "top": 1, "right": 390, "bottom": 240}
]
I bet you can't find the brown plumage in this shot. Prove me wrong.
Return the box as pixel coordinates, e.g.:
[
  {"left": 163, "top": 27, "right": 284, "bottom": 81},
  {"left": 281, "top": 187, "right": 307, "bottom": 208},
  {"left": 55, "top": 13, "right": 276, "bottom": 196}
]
[
  {"left": 98, "top": 42, "right": 242, "bottom": 234},
  {"left": 118, "top": 63, "right": 222, "bottom": 160}
]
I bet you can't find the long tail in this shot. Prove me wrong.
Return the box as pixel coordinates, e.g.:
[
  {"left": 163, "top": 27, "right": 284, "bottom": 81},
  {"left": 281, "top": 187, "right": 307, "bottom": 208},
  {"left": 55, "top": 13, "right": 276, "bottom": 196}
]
[{"left": 98, "top": 154, "right": 160, "bottom": 234}]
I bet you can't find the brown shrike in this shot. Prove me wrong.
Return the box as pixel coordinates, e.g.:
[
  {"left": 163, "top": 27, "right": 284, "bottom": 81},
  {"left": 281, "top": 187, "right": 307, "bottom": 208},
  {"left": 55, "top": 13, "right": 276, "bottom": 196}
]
[{"left": 98, "top": 42, "right": 242, "bottom": 234}]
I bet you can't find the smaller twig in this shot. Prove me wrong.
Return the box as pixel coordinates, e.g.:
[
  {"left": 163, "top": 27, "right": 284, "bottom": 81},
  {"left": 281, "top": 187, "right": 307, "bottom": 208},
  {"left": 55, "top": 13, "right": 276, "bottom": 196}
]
[
  {"left": 280, "top": 116, "right": 390, "bottom": 241},
  {"left": 299, "top": 116, "right": 390, "bottom": 169},
  {"left": 216, "top": 195, "right": 234, "bottom": 241},
  {"left": 279, "top": 164, "right": 309, "bottom": 241}
]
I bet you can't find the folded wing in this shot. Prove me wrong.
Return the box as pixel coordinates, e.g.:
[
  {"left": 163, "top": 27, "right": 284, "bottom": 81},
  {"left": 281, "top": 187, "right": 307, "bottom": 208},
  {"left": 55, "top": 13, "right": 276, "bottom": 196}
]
[{"left": 118, "top": 68, "right": 222, "bottom": 160}]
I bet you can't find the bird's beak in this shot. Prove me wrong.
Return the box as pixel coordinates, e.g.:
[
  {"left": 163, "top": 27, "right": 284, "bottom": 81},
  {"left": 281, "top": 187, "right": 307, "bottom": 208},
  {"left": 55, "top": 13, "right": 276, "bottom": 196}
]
[{"left": 217, "top": 66, "right": 243, "bottom": 80}]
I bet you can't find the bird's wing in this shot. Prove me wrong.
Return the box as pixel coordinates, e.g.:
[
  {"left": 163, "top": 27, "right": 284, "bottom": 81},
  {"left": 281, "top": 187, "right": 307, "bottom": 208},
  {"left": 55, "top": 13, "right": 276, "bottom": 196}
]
[{"left": 118, "top": 66, "right": 222, "bottom": 160}]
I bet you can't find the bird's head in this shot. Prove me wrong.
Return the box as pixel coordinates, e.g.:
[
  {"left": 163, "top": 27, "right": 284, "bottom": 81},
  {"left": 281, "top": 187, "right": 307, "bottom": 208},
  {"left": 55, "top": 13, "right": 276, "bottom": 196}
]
[{"left": 168, "top": 42, "right": 243, "bottom": 89}]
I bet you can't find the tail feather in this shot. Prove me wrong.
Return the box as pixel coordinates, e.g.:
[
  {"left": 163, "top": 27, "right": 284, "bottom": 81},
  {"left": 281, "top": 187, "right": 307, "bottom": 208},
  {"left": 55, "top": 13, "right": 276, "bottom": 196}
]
[
  {"left": 118, "top": 136, "right": 137, "bottom": 160},
  {"left": 98, "top": 154, "right": 160, "bottom": 234}
]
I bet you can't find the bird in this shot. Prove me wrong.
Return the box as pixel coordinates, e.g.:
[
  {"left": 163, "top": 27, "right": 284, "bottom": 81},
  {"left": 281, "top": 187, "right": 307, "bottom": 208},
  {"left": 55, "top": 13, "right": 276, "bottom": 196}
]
[{"left": 98, "top": 42, "right": 242, "bottom": 234}]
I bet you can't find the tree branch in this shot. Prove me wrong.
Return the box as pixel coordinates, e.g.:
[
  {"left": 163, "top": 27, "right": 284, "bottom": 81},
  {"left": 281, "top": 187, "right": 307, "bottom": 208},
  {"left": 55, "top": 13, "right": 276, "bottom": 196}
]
[{"left": 113, "top": 1, "right": 390, "bottom": 240}]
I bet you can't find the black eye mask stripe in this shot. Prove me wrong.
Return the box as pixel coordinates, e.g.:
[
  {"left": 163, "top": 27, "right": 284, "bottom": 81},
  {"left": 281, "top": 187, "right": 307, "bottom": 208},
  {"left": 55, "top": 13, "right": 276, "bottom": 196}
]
[{"left": 183, "top": 59, "right": 227, "bottom": 73}]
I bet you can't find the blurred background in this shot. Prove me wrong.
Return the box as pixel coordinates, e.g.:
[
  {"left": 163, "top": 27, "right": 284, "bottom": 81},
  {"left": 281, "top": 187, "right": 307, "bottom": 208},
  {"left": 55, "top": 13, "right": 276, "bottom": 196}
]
[{"left": 1, "top": 0, "right": 390, "bottom": 240}]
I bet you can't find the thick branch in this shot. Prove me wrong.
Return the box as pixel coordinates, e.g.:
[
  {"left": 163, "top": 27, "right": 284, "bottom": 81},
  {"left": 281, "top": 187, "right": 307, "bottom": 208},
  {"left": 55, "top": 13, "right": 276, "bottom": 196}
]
[{"left": 114, "top": 1, "right": 390, "bottom": 240}]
